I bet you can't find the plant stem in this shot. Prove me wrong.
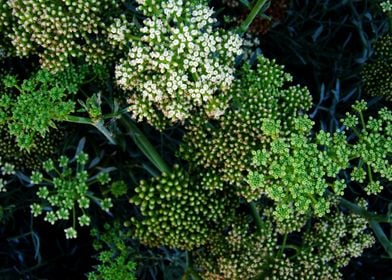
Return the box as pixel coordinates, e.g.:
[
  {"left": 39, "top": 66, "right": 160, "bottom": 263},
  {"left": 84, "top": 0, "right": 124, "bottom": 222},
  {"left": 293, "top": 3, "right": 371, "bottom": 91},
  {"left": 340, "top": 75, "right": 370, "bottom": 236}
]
[
  {"left": 249, "top": 201, "right": 264, "bottom": 232},
  {"left": 369, "top": 220, "right": 392, "bottom": 258},
  {"left": 278, "top": 232, "right": 288, "bottom": 258},
  {"left": 64, "top": 115, "right": 117, "bottom": 145},
  {"left": 120, "top": 113, "right": 171, "bottom": 174},
  {"left": 238, "top": 0, "right": 269, "bottom": 35},
  {"left": 183, "top": 251, "right": 202, "bottom": 280},
  {"left": 337, "top": 196, "right": 388, "bottom": 222}
]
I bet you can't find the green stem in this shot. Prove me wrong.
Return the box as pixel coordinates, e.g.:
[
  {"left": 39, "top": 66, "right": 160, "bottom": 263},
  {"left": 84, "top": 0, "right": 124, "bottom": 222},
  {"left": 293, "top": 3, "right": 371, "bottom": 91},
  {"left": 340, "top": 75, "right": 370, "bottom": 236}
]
[
  {"left": 189, "top": 270, "right": 202, "bottom": 280},
  {"left": 72, "top": 204, "right": 76, "bottom": 229},
  {"left": 238, "top": 0, "right": 269, "bottom": 35},
  {"left": 120, "top": 113, "right": 170, "bottom": 174},
  {"left": 358, "top": 111, "right": 366, "bottom": 130},
  {"left": 278, "top": 232, "right": 288, "bottom": 258},
  {"left": 388, "top": 12, "right": 392, "bottom": 33},
  {"left": 369, "top": 220, "right": 392, "bottom": 258},
  {"left": 338, "top": 196, "right": 386, "bottom": 221},
  {"left": 183, "top": 252, "right": 202, "bottom": 280},
  {"left": 63, "top": 115, "right": 117, "bottom": 145},
  {"left": 249, "top": 201, "right": 264, "bottom": 232},
  {"left": 367, "top": 163, "right": 374, "bottom": 183}
]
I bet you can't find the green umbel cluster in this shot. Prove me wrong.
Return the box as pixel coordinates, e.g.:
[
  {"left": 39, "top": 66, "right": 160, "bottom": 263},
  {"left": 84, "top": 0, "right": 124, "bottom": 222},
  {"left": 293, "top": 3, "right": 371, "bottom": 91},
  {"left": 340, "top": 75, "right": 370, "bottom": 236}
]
[
  {"left": 346, "top": 102, "right": 392, "bottom": 194},
  {"left": 30, "top": 151, "right": 113, "bottom": 239},
  {"left": 130, "top": 165, "right": 236, "bottom": 250},
  {"left": 89, "top": 223, "right": 136, "bottom": 280},
  {"left": 0, "top": 65, "right": 88, "bottom": 150},
  {"left": 247, "top": 116, "right": 349, "bottom": 222},
  {"left": 3, "top": 0, "right": 125, "bottom": 71},
  {"left": 381, "top": 0, "right": 392, "bottom": 13},
  {"left": 195, "top": 209, "right": 374, "bottom": 280},
  {"left": 362, "top": 35, "right": 392, "bottom": 100},
  {"left": 115, "top": 0, "right": 243, "bottom": 129},
  {"left": 248, "top": 101, "right": 392, "bottom": 225},
  {"left": 180, "top": 56, "right": 312, "bottom": 196}
]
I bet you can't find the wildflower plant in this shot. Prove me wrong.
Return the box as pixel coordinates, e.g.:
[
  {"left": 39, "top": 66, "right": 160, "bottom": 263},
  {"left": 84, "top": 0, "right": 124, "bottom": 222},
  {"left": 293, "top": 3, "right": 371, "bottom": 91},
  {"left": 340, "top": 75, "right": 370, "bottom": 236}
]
[
  {"left": 247, "top": 101, "right": 392, "bottom": 225},
  {"left": 130, "top": 164, "right": 236, "bottom": 250},
  {"left": 89, "top": 223, "right": 136, "bottom": 280},
  {"left": 195, "top": 207, "right": 375, "bottom": 279},
  {"left": 115, "top": 0, "right": 243, "bottom": 129},
  {"left": 5, "top": 0, "right": 128, "bottom": 71},
  {"left": 0, "top": 65, "right": 88, "bottom": 150},
  {"left": 180, "top": 55, "right": 312, "bottom": 196},
  {"left": 30, "top": 147, "right": 114, "bottom": 239}
]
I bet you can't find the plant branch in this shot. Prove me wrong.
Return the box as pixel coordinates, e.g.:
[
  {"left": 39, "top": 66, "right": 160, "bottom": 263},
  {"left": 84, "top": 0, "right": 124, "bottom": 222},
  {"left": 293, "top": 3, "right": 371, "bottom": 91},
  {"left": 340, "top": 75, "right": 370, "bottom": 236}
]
[
  {"left": 238, "top": 0, "right": 269, "bottom": 35},
  {"left": 369, "top": 220, "right": 392, "bottom": 258},
  {"left": 249, "top": 201, "right": 265, "bottom": 232},
  {"left": 64, "top": 115, "right": 117, "bottom": 145}
]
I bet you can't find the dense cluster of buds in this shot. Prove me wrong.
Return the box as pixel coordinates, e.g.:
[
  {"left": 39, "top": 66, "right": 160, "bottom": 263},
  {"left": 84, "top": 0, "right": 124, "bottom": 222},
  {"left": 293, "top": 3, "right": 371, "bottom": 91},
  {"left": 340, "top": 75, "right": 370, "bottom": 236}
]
[
  {"left": 5, "top": 0, "right": 125, "bottom": 71},
  {"left": 180, "top": 56, "right": 312, "bottom": 197}
]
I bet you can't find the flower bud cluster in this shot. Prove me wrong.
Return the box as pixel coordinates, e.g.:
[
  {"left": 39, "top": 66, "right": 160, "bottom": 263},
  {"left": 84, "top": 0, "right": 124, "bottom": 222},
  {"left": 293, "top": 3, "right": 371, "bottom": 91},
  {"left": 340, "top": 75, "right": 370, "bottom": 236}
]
[
  {"left": 268, "top": 212, "right": 374, "bottom": 279},
  {"left": 248, "top": 102, "right": 392, "bottom": 226},
  {"left": 130, "top": 165, "right": 236, "bottom": 250},
  {"left": 362, "top": 35, "right": 392, "bottom": 100},
  {"left": 0, "top": 2, "right": 12, "bottom": 57},
  {"left": 194, "top": 219, "right": 276, "bottom": 280},
  {"left": 115, "top": 0, "right": 243, "bottom": 129},
  {"left": 381, "top": 0, "right": 392, "bottom": 12},
  {"left": 6, "top": 0, "right": 123, "bottom": 71},
  {"left": 180, "top": 56, "right": 312, "bottom": 194},
  {"left": 195, "top": 209, "right": 374, "bottom": 279}
]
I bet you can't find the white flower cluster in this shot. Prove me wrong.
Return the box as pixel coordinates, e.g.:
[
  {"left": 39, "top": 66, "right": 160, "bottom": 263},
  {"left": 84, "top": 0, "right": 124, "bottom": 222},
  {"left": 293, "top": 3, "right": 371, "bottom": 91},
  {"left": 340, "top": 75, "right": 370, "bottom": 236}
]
[
  {"left": 107, "top": 15, "right": 135, "bottom": 49},
  {"left": 115, "top": 0, "right": 243, "bottom": 128}
]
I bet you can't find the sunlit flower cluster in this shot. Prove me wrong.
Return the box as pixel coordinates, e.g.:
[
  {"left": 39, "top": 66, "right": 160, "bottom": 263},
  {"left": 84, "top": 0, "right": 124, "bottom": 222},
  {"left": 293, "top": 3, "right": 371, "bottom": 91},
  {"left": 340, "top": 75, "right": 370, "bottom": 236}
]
[{"left": 115, "top": 0, "right": 243, "bottom": 129}]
